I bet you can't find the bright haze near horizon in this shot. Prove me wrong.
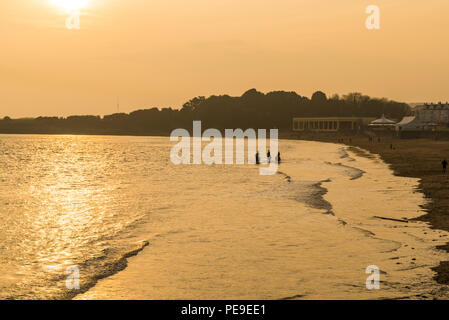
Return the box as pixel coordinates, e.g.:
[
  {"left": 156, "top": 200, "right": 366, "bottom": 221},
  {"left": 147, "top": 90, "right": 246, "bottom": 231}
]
[{"left": 1, "top": 0, "right": 448, "bottom": 118}]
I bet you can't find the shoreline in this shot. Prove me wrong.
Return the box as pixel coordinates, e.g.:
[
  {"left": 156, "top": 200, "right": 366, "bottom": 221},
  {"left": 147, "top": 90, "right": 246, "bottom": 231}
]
[
  {"left": 76, "top": 139, "right": 445, "bottom": 299},
  {"left": 2, "top": 132, "right": 447, "bottom": 298},
  {"left": 282, "top": 133, "right": 449, "bottom": 290}
]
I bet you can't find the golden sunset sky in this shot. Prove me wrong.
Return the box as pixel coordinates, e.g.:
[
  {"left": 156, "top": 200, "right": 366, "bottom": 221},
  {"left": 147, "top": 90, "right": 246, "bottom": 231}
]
[{"left": 1, "top": 0, "right": 448, "bottom": 117}]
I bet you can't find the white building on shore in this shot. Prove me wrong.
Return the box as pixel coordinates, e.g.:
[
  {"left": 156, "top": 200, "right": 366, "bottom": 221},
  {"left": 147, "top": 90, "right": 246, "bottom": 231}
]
[
  {"left": 414, "top": 103, "right": 449, "bottom": 126},
  {"left": 369, "top": 114, "right": 396, "bottom": 128}
]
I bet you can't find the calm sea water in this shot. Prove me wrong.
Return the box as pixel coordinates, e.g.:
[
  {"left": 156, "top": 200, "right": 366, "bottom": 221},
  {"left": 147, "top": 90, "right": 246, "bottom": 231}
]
[{"left": 0, "top": 134, "right": 448, "bottom": 299}]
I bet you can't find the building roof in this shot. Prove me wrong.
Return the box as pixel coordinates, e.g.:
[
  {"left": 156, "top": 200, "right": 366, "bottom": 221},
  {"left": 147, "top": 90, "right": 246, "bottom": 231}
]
[
  {"left": 370, "top": 114, "right": 396, "bottom": 125},
  {"left": 396, "top": 116, "right": 420, "bottom": 126}
]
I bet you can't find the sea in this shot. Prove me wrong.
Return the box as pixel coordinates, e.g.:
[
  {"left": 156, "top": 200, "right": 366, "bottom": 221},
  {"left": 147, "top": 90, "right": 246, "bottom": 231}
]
[{"left": 0, "top": 134, "right": 448, "bottom": 299}]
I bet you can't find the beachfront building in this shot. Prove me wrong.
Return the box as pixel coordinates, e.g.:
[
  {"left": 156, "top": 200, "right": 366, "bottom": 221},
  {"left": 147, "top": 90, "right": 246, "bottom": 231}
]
[
  {"left": 369, "top": 114, "right": 396, "bottom": 128},
  {"left": 395, "top": 116, "right": 436, "bottom": 131},
  {"left": 292, "top": 117, "right": 375, "bottom": 132},
  {"left": 414, "top": 103, "right": 449, "bottom": 126}
]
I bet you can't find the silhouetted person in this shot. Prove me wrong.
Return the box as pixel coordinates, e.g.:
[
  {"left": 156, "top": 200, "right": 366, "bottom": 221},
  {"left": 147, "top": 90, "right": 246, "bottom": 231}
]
[
  {"left": 267, "top": 150, "right": 271, "bottom": 163},
  {"left": 276, "top": 152, "right": 281, "bottom": 163},
  {"left": 442, "top": 159, "right": 448, "bottom": 174},
  {"left": 255, "top": 152, "right": 260, "bottom": 165}
]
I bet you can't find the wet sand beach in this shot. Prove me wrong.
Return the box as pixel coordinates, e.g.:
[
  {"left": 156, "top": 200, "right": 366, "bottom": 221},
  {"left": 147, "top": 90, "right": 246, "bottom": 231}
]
[{"left": 288, "top": 134, "right": 449, "bottom": 289}]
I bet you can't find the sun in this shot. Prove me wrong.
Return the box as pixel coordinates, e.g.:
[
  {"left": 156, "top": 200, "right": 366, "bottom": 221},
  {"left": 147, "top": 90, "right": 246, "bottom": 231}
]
[{"left": 51, "top": 0, "right": 89, "bottom": 12}]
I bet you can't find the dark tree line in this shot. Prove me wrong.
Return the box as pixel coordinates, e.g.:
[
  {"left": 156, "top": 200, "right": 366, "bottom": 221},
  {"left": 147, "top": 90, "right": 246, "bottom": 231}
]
[{"left": 0, "top": 89, "right": 411, "bottom": 135}]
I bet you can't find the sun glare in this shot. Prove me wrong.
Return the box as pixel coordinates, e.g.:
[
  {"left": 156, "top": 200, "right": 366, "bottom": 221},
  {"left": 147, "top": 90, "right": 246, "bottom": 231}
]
[{"left": 51, "top": 0, "right": 89, "bottom": 12}]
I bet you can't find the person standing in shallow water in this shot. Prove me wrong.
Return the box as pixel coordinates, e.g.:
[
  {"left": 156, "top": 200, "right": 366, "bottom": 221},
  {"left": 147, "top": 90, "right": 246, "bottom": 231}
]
[
  {"left": 276, "top": 152, "right": 281, "bottom": 163},
  {"left": 442, "top": 159, "right": 448, "bottom": 174}
]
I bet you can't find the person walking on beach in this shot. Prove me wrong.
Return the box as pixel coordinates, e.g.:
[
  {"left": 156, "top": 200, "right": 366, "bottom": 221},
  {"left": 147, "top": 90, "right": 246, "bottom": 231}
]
[
  {"left": 267, "top": 150, "right": 271, "bottom": 163},
  {"left": 442, "top": 159, "right": 448, "bottom": 174},
  {"left": 255, "top": 152, "right": 260, "bottom": 165}
]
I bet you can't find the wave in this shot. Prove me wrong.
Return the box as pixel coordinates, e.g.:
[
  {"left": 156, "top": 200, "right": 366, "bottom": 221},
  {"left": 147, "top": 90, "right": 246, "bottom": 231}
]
[
  {"left": 279, "top": 294, "right": 307, "bottom": 300},
  {"left": 309, "top": 180, "right": 334, "bottom": 215},
  {"left": 67, "top": 240, "right": 150, "bottom": 300},
  {"left": 325, "top": 161, "right": 365, "bottom": 180},
  {"left": 277, "top": 170, "right": 291, "bottom": 183},
  {"left": 346, "top": 146, "right": 378, "bottom": 161},
  {"left": 339, "top": 148, "right": 356, "bottom": 162},
  {"left": 277, "top": 170, "right": 334, "bottom": 215},
  {"left": 2, "top": 239, "right": 151, "bottom": 300}
]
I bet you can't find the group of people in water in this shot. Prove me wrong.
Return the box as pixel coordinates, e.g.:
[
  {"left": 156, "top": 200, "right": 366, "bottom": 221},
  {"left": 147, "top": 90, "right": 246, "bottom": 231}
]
[{"left": 255, "top": 151, "right": 281, "bottom": 165}]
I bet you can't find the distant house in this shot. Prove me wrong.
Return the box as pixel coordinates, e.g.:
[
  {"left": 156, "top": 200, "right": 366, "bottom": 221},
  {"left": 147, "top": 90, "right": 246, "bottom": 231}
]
[
  {"left": 292, "top": 117, "right": 375, "bottom": 132},
  {"left": 415, "top": 103, "right": 449, "bottom": 126},
  {"left": 395, "top": 116, "right": 436, "bottom": 131}
]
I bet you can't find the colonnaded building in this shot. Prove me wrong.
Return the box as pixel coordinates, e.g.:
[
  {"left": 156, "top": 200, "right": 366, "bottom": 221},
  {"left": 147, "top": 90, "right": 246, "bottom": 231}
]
[
  {"left": 414, "top": 103, "right": 449, "bottom": 125},
  {"left": 292, "top": 117, "right": 375, "bottom": 132}
]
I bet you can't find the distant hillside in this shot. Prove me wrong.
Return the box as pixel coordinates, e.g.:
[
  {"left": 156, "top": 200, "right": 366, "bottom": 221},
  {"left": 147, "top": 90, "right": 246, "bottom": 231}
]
[{"left": 0, "top": 89, "right": 411, "bottom": 135}]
